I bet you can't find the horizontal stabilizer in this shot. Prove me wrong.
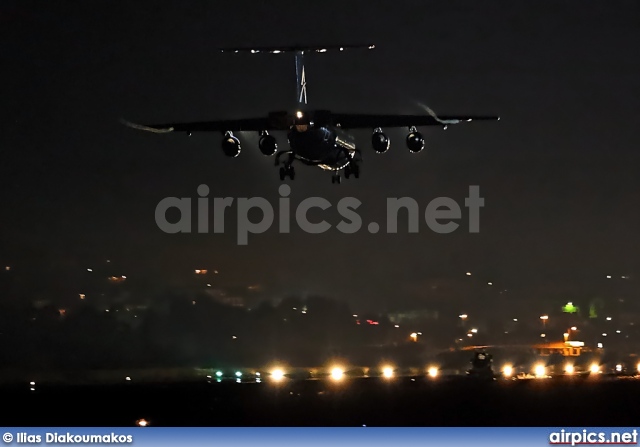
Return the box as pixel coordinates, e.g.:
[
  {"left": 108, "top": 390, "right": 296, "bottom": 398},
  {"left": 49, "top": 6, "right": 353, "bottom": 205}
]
[{"left": 219, "top": 44, "right": 375, "bottom": 54}]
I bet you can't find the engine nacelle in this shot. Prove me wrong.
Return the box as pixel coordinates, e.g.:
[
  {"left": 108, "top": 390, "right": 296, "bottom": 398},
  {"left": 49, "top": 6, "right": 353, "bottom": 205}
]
[
  {"left": 222, "top": 133, "right": 241, "bottom": 157},
  {"left": 406, "top": 131, "right": 425, "bottom": 153},
  {"left": 258, "top": 134, "right": 278, "bottom": 156},
  {"left": 372, "top": 130, "right": 390, "bottom": 153}
]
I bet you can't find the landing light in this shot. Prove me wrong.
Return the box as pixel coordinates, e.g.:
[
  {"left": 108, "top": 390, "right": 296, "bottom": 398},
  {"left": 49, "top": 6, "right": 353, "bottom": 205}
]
[
  {"left": 271, "top": 369, "right": 285, "bottom": 381},
  {"left": 503, "top": 365, "right": 513, "bottom": 377},
  {"left": 331, "top": 367, "right": 344, "bottom": 381}
]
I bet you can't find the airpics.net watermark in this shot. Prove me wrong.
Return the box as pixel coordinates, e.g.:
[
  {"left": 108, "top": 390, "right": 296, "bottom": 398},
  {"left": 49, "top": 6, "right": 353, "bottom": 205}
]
[{"left": 155, "top": 185, "right": 484, "bottom": 245}]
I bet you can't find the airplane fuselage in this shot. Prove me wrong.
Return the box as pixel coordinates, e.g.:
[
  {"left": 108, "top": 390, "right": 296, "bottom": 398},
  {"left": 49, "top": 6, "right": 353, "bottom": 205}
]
[{"left": 287, "top": 124, "right": 357, "bottom": 171}]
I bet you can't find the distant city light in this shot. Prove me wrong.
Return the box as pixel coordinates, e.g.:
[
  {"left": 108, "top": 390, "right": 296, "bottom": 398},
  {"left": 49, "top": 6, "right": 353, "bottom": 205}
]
[
  {"left": 541, "top": 334, "right": 546, "bottom": 337},
  {"left": 534, "top": 364, "right": 546, "bottom": 377},
  {"left": 194, "top": 269, "right": 207, "bottom": 274},
  {"left": 606, "top": 317, "right": 612, "bottom": 321},
  {"left": 232, "top": 335, "right": 237, "bottom": 339},
  {"left": 4, "top": 266, "right": 10, "bottom": 271},
  {"left": 513, "top": 318, "right": 518, "bottom": 322},
  {"left": 565, "top": 364, "right": 574, "bottom": 374},
  {"left": 459, "top": 314, "right": 468, "bottom": 319},
  {"left": 606, "top": 275, "right": 611, "bottom": 279},
  {"left": 470, "top": 328, "right": 478, "bottom": 333},
  {"left": 503, "top": 365, "right": 513, "bottom": 377},
  {"left": 79, "top": 294, "right": 85, "bottom": 300},
  {"left": 590, "top": 364, "right": 600, "bottom": 374},
  {"left": 428, "top": 367, "right": 438, "bottom": 378},
  {"left": 29, "top": 381, "right": 35, "bottom": 386},
  {"left": 87, "top": 268, "right": 92, "bottom": 272},
  {"left": 597, "top": 343, "right": 603, "bottom": 348},
  {"left": 616, "top": 364, "right": 622, "bottom": 372},
  {"left": 616, "top": 330, "right": 621, "bottom": 334},
  {"left": 602, "top": 333, "right": 607, "bottom": 337},
  {"left": 465, "top": 272, "right": 472, "bottom": 276},
  {"left": 382, "top": 367, "right": 394, "bottom": 378},
  {"left": 637, "top": 363, "right": 640, "bottom": 374},
  {"left": 136, "top": 419, "right": 149, "bottom": 427},
  {"left": 467, "top": 333, "right": 473, "bottom": 337},
  {"left": 487, "top": 282, "right": 493, "bottom": 285},
  {"left": 540, "top": 315, "right": 548, "bottom": 320},
  {"left": 215, "top": 371, "right": 223, "bottom": 377},
  {"left": 571, "top": 326, "right": 577, "bottom": 330},
  {"left": 394, "top": 324, "right": 400, "bottom": 328},
  {"left": 235, "top": 371, "right": 242, "bottom": 377},
  {"left": 125, "top": 376, "right": 131, "bottom": 381}
]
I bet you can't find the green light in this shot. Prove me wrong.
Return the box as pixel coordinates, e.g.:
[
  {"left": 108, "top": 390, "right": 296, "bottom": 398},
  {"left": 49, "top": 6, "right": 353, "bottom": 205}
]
[
  {"left": 235, "top": 371, "right": 242, "bottom": 377},
  {"left": 215, "top": 371, "right": 223, "bottom": 377},
  {"left": 562, "top": 302, "right": 578, "bottom": 313}
]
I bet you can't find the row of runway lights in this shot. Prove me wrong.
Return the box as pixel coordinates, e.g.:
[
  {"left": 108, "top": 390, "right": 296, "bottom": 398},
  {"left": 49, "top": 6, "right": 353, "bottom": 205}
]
[
  {"left": 207, "top": 362, "right": 640, "bottom": 382},
  {"left": 207, "top": 366, "right": 452, "bottom": 382},
  {"left": 502, "top": 362, "right": 640, "bottom": 377}
]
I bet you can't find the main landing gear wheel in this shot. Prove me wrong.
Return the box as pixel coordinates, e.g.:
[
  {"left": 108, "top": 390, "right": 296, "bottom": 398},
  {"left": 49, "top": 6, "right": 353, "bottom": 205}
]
[
  {"left": 331, "top": 173, "right": 341, "bottom": 184},
  {"left": 279, "top": 165, "right": 295, "bottom": 181}
]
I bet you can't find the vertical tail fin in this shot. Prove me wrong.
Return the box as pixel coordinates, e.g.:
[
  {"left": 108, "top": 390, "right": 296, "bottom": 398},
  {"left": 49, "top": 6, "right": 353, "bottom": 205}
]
[
  {"left": 295, "top": 51, "right": 307, "bottom": 106},
  {"left": 220, "top": 44, "right": 374, "bottom": 109}
]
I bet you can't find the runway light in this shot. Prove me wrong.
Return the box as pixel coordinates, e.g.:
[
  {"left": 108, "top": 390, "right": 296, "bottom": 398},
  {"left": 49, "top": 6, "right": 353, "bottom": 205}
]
[
  {"left": 136, "top": 419, "right": 149, "bottom": 427},
  {"left": 565, "top": 364, "right": 574, "bottom": 374},
  {"left": 331, "top": 367, "right": 344, "bottom": 381},
  {"left": 534, "top": 364, "right": 546, "bottom": 377},
  {"left": 590, "top": 363, "right": 600, "bottom": 374},
  {"left": 271, "top": 369, "right": 285, "bottom": 381},
  {"left": 428, "top": 367, "right": 438, "bottom": 378},
  {"left": 503, "top": 365, "right": 513, "bottom": 377},
  {"left": 382, "top": 367, "right": 394, "bottom": 378}
]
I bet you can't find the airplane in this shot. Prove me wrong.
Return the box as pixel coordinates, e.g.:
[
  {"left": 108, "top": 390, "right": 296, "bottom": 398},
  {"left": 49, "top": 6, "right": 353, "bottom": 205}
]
[{"left": 123, "top": 44, "right": 499, "bottom": 184}]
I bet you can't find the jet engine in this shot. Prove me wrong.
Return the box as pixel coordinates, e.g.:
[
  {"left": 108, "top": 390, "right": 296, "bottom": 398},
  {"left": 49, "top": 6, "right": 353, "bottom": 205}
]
[
  {"left": 222, "top": 133, "right": 241, "bottom": 157},
  {"left": 258, "top": 133, "right": 278, "bottom": 156},
  {"left": 371, "top": 129, "right": 390, "bottom": 153},
  {"left": 406, "top": 130, "right": 425, "bottom": 153}
]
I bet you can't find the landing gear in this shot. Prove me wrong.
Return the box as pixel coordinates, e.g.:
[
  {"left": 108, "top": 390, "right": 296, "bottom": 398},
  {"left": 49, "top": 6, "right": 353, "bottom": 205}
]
[
  {"left": 331, "top": 173, "right": 341, "bottom": 184},
  {"left": 280, "top": 164, "right": 295, "bottom": 181},
  {"left": 276, "top": 151, "right": 295, "bottom": 181}
]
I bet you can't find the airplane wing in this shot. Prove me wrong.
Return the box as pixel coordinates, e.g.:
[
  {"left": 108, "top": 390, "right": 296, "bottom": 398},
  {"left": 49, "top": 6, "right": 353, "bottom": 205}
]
[
  {"left": 120, "top": 116, "right": 276, "bottom": 134},
  {"left": 331, "top": 113, "right": 500, "bottom": 129}
]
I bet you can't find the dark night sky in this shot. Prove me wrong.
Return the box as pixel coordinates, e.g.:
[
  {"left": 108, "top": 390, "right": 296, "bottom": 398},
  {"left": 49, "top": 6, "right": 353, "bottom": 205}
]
[{"left": 1, "top": 0, "right": 639, "bottom": 311}]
